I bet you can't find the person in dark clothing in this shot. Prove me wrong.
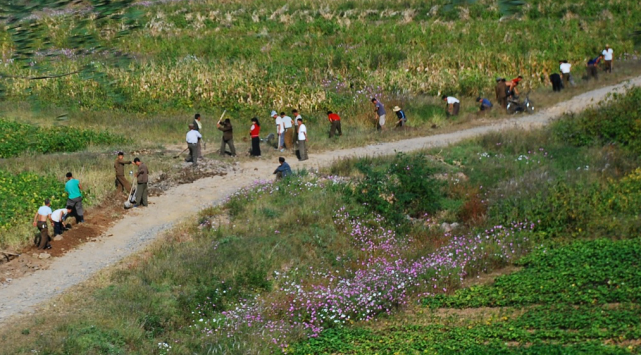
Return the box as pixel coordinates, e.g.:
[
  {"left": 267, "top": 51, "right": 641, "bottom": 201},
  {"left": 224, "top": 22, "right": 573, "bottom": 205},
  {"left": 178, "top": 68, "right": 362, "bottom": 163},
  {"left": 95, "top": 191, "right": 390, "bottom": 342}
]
[
  {"left": 250, "top": 117, "right": 261, "bottom": 157},
  {"left": 495, "top": 78, "right": 508, "bottom": 109},
  {"left": 114, "top": 152, "right": 132, "bottom": 195},
  {"left": 587, "top": 55, "right": 603, "bottom": 80},
  {"left": 476, "top": 97, "right": 493, "bottom": 111},
  {"left": 393, "top": 106, "right": 407, "bottom": 127},
  {"left": 327, "top": 111, "right": 342, "bottom": 138},
  {"left": 550, "top": 73, "right": 563, "bottom": 92},
  {"left": 273, "top": 157, "right": 292, "bottom": 180},
  {"left": 133, "top": 157, "right": 148, "bottom": 207},
  {"left": 217, "top": 118, "right": 236, "bottom": 156}
]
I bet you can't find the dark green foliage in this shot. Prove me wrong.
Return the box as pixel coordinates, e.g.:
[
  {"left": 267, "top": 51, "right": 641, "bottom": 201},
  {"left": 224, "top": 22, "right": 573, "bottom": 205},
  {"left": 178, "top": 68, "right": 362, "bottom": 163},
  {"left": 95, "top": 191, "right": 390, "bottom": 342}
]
[
  {"left": 0, "top": 118, "right": 126, "bottom": 158},
  {"left": 552, "top": 88, "right": 641, "bottom": 154},
  {"left": 424, "top": 238, "right": 641, "bottom": 308},
  {"left": 350, "top": 153, "right": 444, "bottom": 226}
]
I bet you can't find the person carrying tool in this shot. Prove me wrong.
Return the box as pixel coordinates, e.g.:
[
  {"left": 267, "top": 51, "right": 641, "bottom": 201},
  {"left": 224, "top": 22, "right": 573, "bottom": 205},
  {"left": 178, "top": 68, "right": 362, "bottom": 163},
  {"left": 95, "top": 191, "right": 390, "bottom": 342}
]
[
  {"left": 327, "top": 111, "right": 342, "bottom": 138},
  {"left": 133, "top": 157, "right": 149, "bottom": 207},
  {"left": 297, "top": 117, "right": 308, "bottom": 161},
  {"left": 33, "top": 199, "right": 53, "bottom": 249},
  {"left": 495, "top": 78, "right": 508, "bottom": 109},
  {"left": 371, "top": 98, "right": 386, "bottom": 131},
  {"left": 249, "top": 117, "right": 261, "bottom": 157},
  {"left": 51, "top": 207, "right": 72, "bottom": 237},
  {"left": 65, "top": 172, "right": 84, "bottom": 224},
  {"left": 280, "top": 112, "right": 294, "bottom": 150},
  {"left": 114, "top": 152, "right": 132, "bottom": 195},
  {"left": 393, "top": 106, "right": 407, "bottom": 128},
  {"left": 217, "top": 118, "right": 236, "bottom": 157},
  {"left": 442, "top": 95, "right": 460, "bottom": 117},
  {"left": 185, "top": 123, "right": 202, "bottom": 166},
  {"left": 193, "top": 113, "right": 204, "bottom": 158},
  {"left": 273, "top": 157, "right": 292, "bottom": 180}
]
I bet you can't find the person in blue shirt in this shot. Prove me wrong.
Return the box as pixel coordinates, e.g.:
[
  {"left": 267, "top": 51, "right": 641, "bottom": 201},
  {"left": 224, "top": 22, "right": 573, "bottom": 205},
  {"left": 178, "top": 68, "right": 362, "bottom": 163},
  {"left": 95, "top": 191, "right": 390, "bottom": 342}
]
[
  {"left": 273, "top": 157, "right": 292, "bottom": 180},
  {"left": 477, "top": 97, "right": 493, "bottom": 112},
  {"left": 586, "top": 55, "right": 603, "bottom": 80},
  {"left": 65, "top": 172, "right": 84, "bottom": 223},
  {"left": 393, "top": 106, "right": 407, "bottom": 128}
]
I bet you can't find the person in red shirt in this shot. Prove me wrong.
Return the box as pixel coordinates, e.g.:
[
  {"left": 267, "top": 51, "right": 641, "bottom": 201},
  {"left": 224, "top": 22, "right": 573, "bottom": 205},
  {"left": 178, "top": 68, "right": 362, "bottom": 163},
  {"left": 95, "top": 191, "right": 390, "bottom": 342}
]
[
  {"left": 506, "top": 76, "right": 523, "bottom": 97},
  {"left": 327, "top": 111, "right": 342, "bottom": 138},
  {"left": 249, "top": 117, "right": 261, "bottom": 157}
]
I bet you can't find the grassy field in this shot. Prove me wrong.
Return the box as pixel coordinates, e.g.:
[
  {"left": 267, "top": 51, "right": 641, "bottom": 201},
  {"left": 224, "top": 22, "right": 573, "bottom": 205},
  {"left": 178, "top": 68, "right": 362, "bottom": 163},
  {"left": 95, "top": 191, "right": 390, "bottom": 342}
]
[{"left": 2, "top": 87, "right": 640, "bottom": 354}]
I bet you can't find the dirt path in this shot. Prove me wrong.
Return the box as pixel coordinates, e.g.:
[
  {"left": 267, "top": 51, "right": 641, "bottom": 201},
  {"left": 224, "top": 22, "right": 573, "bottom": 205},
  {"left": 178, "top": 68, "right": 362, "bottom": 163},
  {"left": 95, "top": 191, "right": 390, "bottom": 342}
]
[{"left": 1, "top": 76, "right": 640, "bottom": 325}]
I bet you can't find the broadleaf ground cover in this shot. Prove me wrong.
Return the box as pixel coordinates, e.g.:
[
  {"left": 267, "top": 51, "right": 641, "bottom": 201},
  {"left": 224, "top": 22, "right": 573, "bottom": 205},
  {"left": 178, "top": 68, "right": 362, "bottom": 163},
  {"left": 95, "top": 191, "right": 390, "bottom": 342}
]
[{"left": 3, "top": 87, "right": 641, "bottom": 354}]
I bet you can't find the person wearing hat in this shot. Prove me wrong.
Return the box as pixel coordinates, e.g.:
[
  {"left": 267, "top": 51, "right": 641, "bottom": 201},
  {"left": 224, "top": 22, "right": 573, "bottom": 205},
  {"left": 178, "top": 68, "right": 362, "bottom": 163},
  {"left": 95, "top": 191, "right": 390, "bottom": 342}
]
[
  {"left": 133, "top": 157, "right": 149, "bottom": 207},
  {"left": 476, "top": 97, "right": 493, "bottom": 112},
  {"left": 393, "top": 106, "right": 407, "bottom": 128},
  {"left": 114, "top": 151, "right": 132, "bottom": 195},
  {"left": 441, "top": 95, "right": 460, "bottom": 117},
  {"left": 602, "top": 44, "right": 613, "bottom": 73},
  {"left": 495, "top": 78, "right": 507, "bottom": 109},
  {"left": 327, "top": 111, "right": 342, "bottom": 138},
  {"left": 217, "top": 118, "right": 236, "bottom": 157}
]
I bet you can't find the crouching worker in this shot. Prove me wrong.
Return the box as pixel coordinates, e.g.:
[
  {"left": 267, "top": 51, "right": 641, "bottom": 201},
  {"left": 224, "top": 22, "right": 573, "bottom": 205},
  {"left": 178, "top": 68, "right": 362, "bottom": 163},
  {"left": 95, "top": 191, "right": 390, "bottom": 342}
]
[
  {"left": 442, "top": 95, "right": 460, "bottom": 117},
  {"left": 33, "top": 199, "right": 53, "bottom": 250},
  {"left": 393, "top": 106, "right": 407, "bottom": 128},
  {"left": 477, "top": 97, "right": 493, "bottom": 112},
  {"left": 273, "top": 157, "right": 292, "bottom": 180},
  {"left": 51, "top": 207, "right": 72, "bottom": 237}
]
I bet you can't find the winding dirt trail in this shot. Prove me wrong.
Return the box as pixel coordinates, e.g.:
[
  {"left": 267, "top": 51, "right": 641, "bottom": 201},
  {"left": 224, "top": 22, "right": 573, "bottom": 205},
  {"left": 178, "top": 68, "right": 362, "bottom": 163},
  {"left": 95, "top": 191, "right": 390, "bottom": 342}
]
[{"left": 1, "top": 76, "right": 640, "bottom": 325}]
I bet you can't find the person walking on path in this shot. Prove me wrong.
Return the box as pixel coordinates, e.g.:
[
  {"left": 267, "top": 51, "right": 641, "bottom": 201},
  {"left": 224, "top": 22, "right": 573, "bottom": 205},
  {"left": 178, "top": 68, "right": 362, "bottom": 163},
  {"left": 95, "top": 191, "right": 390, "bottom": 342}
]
[
  {"left": 371, "top": 98, "right": 386, "bottom": 131},
  {"left": 193, "top": 113, "right": 204, "bottom": 158},
  {"left": 33, "top": 199, "right": 53, "bottom": 250},
  {"left": 281, "top": 112, "right": 294, "bottom": 150},
  {"left": 477, "top": 97, "right": 493, "bottom": 112},
  {"left": 51, "top": 207, "right": 71, "bottom": 237},
  {"left": 587, "top": 55, "right": 603, "bottom": 80},
  {"left": 65, "top": 172, "right": 84, "bottom": 224},
  {"left": 114, "top": 152, "right": 132, "bottom": 195},
  {"left": 273, "top": 157, "right": 292, "bottom": 180},
  {"left": 133, "top": 157, "right": 149, "bottom": 207},
  {"left": 217, "top": 118, "right": 236, "bottom": 157},
  {"left": 393, "top": 106, "right": 407, "bottom": 128},
  {"left": 602, "top": 44, "right": 613, "bottom": 73},
  {"left": 442, "top": 95, "right": 460, "bottom": 117},
  {"left": 297, "top": 117, "right": 308, "bottom": 161},
  {"left": 249, "top": 117, "right": 261, "bottom": 157},
  {"left": 495, "top": 78, "right": 508, "bottom": 109},
  {"left": 327, "top": 111, "right": 342, "bottom": 138},
  {"left": 559, "top": 60, "right": 574, "bottom": 87},
  {"left": 186, "top": 123, "right": 202, "bottom": 166}
]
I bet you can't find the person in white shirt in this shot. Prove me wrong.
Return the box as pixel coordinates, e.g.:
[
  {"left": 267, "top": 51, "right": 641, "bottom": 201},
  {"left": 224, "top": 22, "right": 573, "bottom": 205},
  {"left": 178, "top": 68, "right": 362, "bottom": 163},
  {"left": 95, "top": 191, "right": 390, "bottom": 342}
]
[
  {"left": 559, "top": 60, "right": 574, "bottom": 87},
  {"left": 33, "top": 199, "right": 53, "bottom": 250},
  {"left": 442, "top": 95, "right": 460, "bottom": 117},
  {"left": 602, "top": 44, "right": 613, "bottom": 73},
  {"left": 280, "top": 112, "right": 293, "bottom": 150},
  {"left": 292, "top": 109, "right": 302, "bottom": 145},
  {"left": 185, "top": 123, "right": 203, "bottom": 166},
  {"left": 51, "top": 207, "right": 72, "bottom": 236},
  {"left": 297, "top": 117, "right": 308, "bottom": 161},
  {"left": 271, "top": 110, "right": 283, "bottom": 150}
]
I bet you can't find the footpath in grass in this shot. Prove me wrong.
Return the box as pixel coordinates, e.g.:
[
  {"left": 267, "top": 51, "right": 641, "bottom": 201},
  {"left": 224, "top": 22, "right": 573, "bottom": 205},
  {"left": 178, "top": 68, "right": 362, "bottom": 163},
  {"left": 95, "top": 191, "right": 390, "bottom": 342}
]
[{"left": 3, "top": 89, "right": 641, "bottom": 354}]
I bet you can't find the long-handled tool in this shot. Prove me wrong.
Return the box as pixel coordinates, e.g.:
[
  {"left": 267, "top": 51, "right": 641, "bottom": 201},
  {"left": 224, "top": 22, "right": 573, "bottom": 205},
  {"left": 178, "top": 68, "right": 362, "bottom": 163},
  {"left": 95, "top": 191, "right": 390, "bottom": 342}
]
[
  {"left": 173, "top": 147, "right": 189, "bottom": 159},
  {"left": 124, "top": 176, "right": 137, "bottom": 209},
  {"left": 217, "top": 109, "right": 227, "bottom": 125}
]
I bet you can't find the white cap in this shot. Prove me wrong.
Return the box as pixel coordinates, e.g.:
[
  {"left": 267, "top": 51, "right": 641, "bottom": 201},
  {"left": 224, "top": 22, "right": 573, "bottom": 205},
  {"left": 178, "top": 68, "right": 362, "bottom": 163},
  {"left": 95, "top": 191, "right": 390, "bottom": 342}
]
[{"left": 271, "top": 110, "right": 277, "bottom": 116}]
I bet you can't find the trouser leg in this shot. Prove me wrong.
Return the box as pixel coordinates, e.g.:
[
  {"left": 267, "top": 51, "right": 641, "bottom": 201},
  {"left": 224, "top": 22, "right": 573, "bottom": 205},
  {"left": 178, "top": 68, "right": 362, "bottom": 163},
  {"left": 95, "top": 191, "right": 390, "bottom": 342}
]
[
  {"left": 141, "top": 184, "right": 148, "bottom": 206},
  {"left": 228, "top": 138, "right": 236, "bottom": 156},
  {"left": 197, "top": 140, "right": 203, "bottom": 158},
  {"left": 188, "top": 143, "right": 197, "bottom": 165},
  {"left": 337, "top": 121, "right": 342, "bottom": 135},
  {"left": 299, "top": 140, "right": 308, "bottom": 161},
  {"left": 54, "top": 221, "right": 63, "bottom": 235},
  {"left": 220, "top": 138, "right": 226, "bottom": 156},
  {"left": 37, "top": 222, "right": 50, "bottom": 249},
  {"left": 136, "top": 183, "right": 148, "bottom": 206},
  {"left": 275, "top": 171, "right": 283, "bottom": 180},
  {"left": 453, "top": 103, "right": 460, "bottom": 116},
  {"left": 329, "top": 122, "right": 335, "bottom": 138},
  {"left": 117, "top": 175, "right": 131, "bottom": 194}
]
